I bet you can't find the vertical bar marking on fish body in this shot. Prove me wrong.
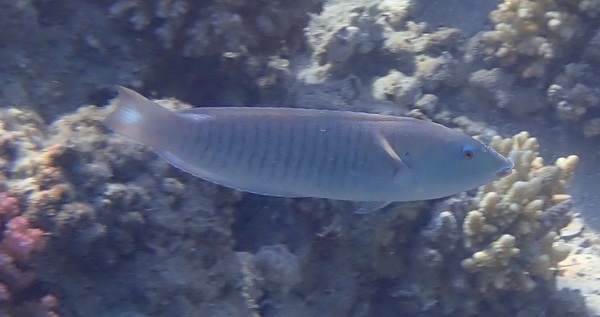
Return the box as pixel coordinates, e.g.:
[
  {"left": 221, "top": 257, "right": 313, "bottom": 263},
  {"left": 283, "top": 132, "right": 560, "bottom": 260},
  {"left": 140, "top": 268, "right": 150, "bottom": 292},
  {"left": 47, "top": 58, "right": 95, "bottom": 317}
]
[{"left": 164, "top": 111, "right": 395, "bottom": 201}]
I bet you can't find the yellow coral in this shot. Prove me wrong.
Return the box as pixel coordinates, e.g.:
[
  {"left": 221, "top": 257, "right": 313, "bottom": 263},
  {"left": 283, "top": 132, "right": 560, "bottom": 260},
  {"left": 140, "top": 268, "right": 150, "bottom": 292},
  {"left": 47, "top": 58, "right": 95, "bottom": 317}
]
[
  {"left": 461, "top": 131, "right": 578, "bottom": 291},
  {"left": 481, "top": 0, "right": 584, "bottom": 80}
]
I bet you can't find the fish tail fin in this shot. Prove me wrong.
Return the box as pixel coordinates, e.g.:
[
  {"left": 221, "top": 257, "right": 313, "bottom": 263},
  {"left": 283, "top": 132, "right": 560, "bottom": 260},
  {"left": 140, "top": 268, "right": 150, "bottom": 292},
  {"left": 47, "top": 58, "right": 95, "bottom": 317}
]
[{"left": 104, "top": 86, "right": 178, "bottom": 149}]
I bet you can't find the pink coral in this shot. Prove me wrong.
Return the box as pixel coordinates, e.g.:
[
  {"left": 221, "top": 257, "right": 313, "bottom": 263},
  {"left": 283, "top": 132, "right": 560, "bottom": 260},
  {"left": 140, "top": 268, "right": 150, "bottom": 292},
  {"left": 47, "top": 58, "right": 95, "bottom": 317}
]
[
  {"left": 0, "top": 192, "right": 59, "bottom": 316},
  {"left": 2, "top": 216, "right": 44, "bottom": 261},
  {"left": 0, "top": 283, "right": 9, "bottom": 302},
  {"left": 12, "top": 294, "right": 60, "bottom": 317},
  {"left": 0, "top": 193, "right": 19, "bottom": 221}
]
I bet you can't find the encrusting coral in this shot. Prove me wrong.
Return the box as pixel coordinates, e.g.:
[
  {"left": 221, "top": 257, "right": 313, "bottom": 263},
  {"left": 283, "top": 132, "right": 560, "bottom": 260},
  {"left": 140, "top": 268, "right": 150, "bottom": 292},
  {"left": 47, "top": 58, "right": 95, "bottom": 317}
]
[
  {"left": 299, "top": 0, "right": 464, "bottom": 119},
  {"left": 108, "top": 0, "right": 326, "bottom": 106},
  {"left": 109, "top": 0, "right": 324, "bottom": 57}
]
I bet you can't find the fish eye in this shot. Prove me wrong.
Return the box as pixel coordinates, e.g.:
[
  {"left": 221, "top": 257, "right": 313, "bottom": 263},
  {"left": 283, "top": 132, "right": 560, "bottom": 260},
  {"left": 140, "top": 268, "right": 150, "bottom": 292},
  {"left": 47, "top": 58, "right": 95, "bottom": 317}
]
[
  {"left": 462, "top": 146, "right": 475, "bottom": 160},
  {"left": 464, "top": 150, "right": 474, "bottom": 160}
]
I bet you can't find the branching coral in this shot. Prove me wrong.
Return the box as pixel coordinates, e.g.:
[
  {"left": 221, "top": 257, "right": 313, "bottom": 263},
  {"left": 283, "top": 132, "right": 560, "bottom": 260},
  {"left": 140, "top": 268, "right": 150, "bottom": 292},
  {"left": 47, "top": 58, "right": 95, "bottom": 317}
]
[
  {"left": 399, "top": 130, "right": 581, "bottom": 315},
  {"left": 547, "top": 49, "right": 600, "bottom": 137},
  {"left": 479, "top": 0, "right": 586, "bottom": 80},
  {"left": 461, "top": 131, "right": 577, "bottom": 291},
  {"left": 465, "top": 0, "right": 600, "bottom": 138}
]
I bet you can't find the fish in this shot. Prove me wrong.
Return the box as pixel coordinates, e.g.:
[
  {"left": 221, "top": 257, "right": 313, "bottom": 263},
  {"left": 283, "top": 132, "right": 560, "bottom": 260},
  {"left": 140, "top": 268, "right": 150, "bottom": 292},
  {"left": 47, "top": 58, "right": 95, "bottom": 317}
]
[{"left": 104, "top": 86, "right": 514, "bottom": 213}]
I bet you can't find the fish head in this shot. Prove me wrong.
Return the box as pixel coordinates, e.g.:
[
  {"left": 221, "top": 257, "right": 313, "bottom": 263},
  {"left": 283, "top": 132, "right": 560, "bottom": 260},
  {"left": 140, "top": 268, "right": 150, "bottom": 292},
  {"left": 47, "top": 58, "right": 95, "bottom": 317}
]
[
  {"left": 405, "top": 134, "right": 514, "bottom": 197},
  {"left": 439, "top": 137, "right": 514, "bottom": 189},
  {"left": 461, "top": 139, "right": 514, "bottom": 179}
]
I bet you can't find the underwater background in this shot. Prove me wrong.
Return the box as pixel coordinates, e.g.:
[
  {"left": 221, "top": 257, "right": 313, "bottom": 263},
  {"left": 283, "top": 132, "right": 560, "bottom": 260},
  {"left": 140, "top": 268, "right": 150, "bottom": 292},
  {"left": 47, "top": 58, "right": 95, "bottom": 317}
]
[{"left": 0, "top": 0, "right": 599, "bottom": 316}]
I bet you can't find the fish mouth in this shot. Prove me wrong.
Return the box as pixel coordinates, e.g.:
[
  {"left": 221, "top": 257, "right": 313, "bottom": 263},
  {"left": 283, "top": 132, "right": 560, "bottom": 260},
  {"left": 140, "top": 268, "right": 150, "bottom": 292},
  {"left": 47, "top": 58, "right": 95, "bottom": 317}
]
[{"left": 495, "top": 160, "right": 514, "bottom": 178}]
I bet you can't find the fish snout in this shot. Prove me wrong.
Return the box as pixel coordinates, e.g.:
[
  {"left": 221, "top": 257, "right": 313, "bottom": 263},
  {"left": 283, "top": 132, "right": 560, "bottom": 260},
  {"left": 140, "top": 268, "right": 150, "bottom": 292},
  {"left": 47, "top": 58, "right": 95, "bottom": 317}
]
[{"left": 495, "top": 159, "right": 514, "bottom": 178}]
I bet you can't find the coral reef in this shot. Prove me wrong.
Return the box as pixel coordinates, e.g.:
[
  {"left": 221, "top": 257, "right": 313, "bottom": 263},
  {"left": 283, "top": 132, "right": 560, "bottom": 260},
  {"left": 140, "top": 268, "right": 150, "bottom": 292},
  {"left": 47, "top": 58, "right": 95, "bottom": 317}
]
[
  {"left": 109, "top": 0, "right": 324, "bottom": 57},
  {"left": 364, "top": 131, "right": 581, "bottom": 316},
  {"left": 0, "top": 100, "right": 314, "bottom": 316},
  {"left": 547, "top": 56, "right": 600, "bottom": 137},
  {"left": 300, "top": 0, "right": 464, "bottom": 117},
  {"left": 468, "top": 67, "right": 546, "bottom": 115},
  {"left": 461, "top": 131, "right": 577, "bottom": 291},
  {"left": 109, "top": 0, "right": 325, "bottom": 106},
  {"left": 557, "top": 217, "right": 600, "bottom": 315},
  {"left": 305, "top": 0, "right": 460, "bottom": 74},
  {"left": 0, "top": 0, "right": 325, "bottom": 121},
  {"left": 0, "top": 0, "right": 149, "bottom": 120},
  {"left": 372, "top": 69, "right": 423, "bottom": 108},
  {"left": 0, "top": 192, "right": 59, "bottom": 317},
  {"left": 0, "top": 0, "right": 594, "bottom": 315},
  {"left": 0, "top": 89, "right": 588, "bottom": 316},
  {"left": 236, "top": 244, "right": 303, "bottom": 317},
  {"left": 476, "top": 0, "right": 586, "bottom": 81},
  {"left": 465, "top": 0, "right": 600, "bottom": 138},
  {"left": 224, "top": 130, "right": 582, "bottom": 316},
  {"left": 358, "top": 132, "right": 583, "bottom": 316}
]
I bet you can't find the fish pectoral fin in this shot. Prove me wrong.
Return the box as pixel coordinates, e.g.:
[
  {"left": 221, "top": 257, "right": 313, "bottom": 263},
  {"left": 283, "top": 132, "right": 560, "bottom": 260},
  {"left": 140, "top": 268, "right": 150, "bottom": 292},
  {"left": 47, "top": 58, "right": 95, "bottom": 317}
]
[
  {"left": 374, "top": 133, "right": 408, "bottom": 179},
  {"left": 354, "top": 201, "right": 392, "bottom": 214},
  {"left": 375, "top": 133, "right": 402, "bottom": 163}
]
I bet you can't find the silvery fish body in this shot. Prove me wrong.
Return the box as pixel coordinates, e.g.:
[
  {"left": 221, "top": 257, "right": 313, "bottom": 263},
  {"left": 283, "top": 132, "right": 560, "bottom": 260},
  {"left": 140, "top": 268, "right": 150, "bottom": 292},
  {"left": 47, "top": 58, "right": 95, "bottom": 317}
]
[{"left": 104, "top": 87, "right": 513, "bottom": 208}]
